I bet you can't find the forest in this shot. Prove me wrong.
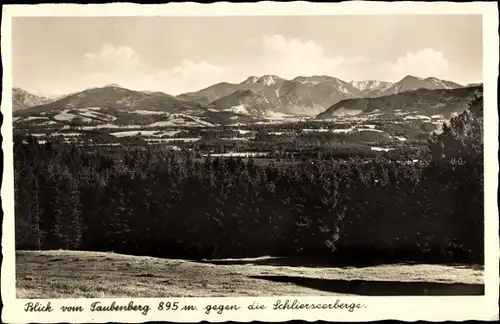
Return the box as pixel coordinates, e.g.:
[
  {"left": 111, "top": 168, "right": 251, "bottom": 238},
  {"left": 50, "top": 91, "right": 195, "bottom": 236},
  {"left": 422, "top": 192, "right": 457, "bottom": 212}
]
[{"left": 13, "top": 97, "right": 484, "bottom": 265}]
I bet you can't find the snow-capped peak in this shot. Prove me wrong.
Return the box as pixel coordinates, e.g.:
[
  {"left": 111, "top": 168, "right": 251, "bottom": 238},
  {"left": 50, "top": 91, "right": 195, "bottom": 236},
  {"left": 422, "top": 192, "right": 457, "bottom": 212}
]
[
  {"left": 13, "top": 87, "right": 30, "bottom": 95},
  {"left": 350, "top": 80, "right": 393, "bottom": 91},
  {"left": 350, "top": 80, "right": 380, "bottom": 90},
  {"left": 257, "top": 75, "right": 281, "bottom": 86},
  {"left": 103, "top": 83, "right": 122, "bottom": 88},
  {"left": 242, "top": 76, "right": 259, "bottom": 84},
  {"left": 401, "top": 75, "right": 424, "bottom": 82},
  {"left": 425, "top": 77, "right": 452, "bottom": 89}
]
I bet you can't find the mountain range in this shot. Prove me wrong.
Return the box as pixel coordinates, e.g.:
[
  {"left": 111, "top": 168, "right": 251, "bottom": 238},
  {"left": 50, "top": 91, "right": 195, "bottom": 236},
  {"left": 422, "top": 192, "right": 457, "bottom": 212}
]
[
  {"left": 176, "top": 74, "right": 465, "bottom": 117},
  {"left": 12, "top": 74, "right": 479, "bottom": 129}
]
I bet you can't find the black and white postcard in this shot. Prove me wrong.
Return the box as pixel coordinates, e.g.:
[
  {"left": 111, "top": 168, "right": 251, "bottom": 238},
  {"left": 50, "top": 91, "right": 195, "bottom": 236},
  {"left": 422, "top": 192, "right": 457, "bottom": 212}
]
[{"left": 1, "top": 2, "right": 499, "bottom": 322}]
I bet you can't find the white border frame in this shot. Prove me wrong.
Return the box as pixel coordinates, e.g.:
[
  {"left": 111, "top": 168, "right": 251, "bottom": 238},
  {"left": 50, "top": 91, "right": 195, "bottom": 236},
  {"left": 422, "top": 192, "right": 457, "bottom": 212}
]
[{"left": 2, "top": 2, "right": 499, "bottom": 322}]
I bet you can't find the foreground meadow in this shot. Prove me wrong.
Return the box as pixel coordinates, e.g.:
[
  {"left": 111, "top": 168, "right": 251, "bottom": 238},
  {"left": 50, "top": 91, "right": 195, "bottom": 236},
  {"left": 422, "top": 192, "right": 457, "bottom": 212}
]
[{"left": 16, "top": 250, "right": 484, "bottom": 298}]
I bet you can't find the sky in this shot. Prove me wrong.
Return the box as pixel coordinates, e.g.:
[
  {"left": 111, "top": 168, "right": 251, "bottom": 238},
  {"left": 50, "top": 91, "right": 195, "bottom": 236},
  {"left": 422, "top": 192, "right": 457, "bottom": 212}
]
[{"left": 12, "top": 15, "right": 483, "bottom": 96}]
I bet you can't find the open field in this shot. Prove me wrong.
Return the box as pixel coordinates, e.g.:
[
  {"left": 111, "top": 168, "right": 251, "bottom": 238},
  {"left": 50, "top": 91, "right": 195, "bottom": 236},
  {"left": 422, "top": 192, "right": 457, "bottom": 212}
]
[{"left": 16, "top": 250, "right": 484, "bottom": 298}]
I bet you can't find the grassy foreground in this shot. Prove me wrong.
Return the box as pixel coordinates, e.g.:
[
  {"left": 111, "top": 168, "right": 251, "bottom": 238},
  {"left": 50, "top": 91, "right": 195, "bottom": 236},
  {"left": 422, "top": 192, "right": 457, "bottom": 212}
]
[{"left": 16, "top": 250, "right": 484, "bottom": 298}]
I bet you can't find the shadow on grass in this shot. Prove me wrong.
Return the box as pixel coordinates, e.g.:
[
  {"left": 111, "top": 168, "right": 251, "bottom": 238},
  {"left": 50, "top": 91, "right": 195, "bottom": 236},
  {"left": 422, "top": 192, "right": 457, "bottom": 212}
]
[
  {"left": 196, "top": 257, "right": 377, "bottom": 268},
  {"left": 248, "top": 275, "right": 485, "bottom": 295},
  {"left": 197, "top": 256, "right": 484, "bottom": 270}
]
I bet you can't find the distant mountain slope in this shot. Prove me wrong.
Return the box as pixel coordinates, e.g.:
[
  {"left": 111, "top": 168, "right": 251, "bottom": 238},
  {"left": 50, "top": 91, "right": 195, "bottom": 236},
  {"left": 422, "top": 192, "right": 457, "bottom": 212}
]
[
  {"left": 178, "top": 74, "right": 464, "bottom": 117},
  {"left": 17, "top": 85, "right": 202, "bottom": 116},
  {"left": 199, "top": 75, "right": 364, "bottom": 116},
  {"left": 316, "top": 85, "right": 482, "bottom": 120},
  {"left": 364, "top": 75, "right": 463, "bottom": 98},
  {"left": 208, "top": 89, "right": 274, "bottom": 116},
  {"left": 177, "top": 82, "right": 243, "bottom": 105},
  {"left": 13, "top": 85, "right": 262, "bottom": 129},
  {"left": 349, "top": 80, "right": 393, "bottom": 92},
  {"left": 12, "top": 88, "right": 54, "bottom": 111},
  {"left": 176, "top": 75, "right": 286, "bottom": 105},
  {"left": 276, "top": 76, "right": 363, "bottom": 115}
]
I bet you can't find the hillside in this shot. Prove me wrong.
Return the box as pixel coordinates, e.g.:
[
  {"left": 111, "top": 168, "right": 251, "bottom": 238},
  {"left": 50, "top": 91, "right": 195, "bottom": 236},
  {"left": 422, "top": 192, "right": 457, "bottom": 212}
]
[
  {"left": 13, "top": 106, "right": 259, "bottom": 130},
  {"left": 316, "top": 85, "right": 482, "bottom": 120}
]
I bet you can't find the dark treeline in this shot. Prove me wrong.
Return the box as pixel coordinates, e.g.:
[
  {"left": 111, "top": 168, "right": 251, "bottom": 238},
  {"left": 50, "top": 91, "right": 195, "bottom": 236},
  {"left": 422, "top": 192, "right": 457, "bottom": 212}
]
[{"left": 14, "top": 97, "right": 484, "bottom": 264}]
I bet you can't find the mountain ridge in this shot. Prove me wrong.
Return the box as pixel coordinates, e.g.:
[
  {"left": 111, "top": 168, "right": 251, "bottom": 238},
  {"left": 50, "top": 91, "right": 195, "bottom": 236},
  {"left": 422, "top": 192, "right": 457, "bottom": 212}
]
[
  {"left": 367, "top": 75, "right": 463, "bottom": 97},
  {"left": 13, "top": 87, "right": 55, "bottom": 111},
  {"left": 177, "top": 74, "right": 466, "bottom": 116},
  {"left": 316, "top": 85, "right": 482, "bottom": 120},
  {"left": 349, "top": 80, "right": 393, "bottom": 92}
]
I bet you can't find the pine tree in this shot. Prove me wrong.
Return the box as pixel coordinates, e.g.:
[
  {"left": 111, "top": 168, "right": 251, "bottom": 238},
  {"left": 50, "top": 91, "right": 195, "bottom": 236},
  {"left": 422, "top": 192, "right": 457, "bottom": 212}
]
[
  {"left": 106, "top": 177, "right": 132, "bottom": 252},
  {"left": 428, "top": 95, "right": 483, "bottom": 164}
]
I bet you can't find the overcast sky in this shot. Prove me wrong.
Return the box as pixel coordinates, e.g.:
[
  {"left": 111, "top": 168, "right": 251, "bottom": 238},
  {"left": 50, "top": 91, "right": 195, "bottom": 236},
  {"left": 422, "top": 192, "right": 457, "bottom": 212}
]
[{"left": 12, "top": 15, "right": 482, "bottom": 96}]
